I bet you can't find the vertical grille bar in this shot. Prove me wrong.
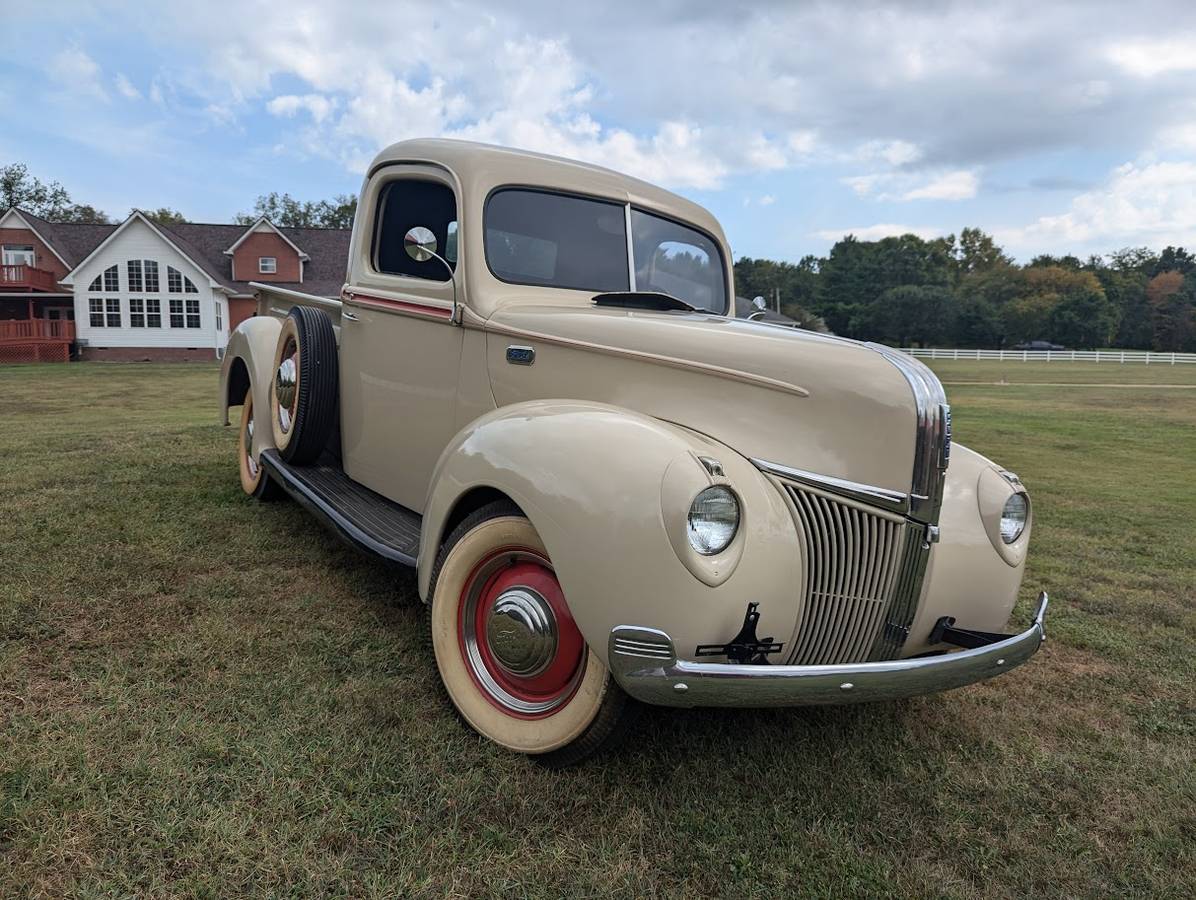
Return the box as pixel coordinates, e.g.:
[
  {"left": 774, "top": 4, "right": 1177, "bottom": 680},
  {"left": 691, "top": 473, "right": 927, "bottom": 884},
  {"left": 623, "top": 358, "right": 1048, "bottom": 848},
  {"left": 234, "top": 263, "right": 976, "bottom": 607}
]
[{"left": 784, "top": 483, "right": 928, "bottom": 665}]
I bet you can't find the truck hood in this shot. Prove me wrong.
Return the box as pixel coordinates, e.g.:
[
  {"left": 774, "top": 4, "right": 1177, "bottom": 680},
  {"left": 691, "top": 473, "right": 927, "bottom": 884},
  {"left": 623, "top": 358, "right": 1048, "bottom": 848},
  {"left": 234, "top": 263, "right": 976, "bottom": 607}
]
[{"left": 483, "top": 304, "right": 937, "bottom": 498}]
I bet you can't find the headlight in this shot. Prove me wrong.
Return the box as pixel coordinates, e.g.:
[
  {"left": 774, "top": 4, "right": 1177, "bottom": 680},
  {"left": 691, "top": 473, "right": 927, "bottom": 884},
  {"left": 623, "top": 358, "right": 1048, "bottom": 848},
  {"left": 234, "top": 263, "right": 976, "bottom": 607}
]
[
  {"left": 1000, "top": 493, "right": 1028, "bottom": 543},
  {"left": 687, "top": 486, "right": 740, "bottom": 555}
]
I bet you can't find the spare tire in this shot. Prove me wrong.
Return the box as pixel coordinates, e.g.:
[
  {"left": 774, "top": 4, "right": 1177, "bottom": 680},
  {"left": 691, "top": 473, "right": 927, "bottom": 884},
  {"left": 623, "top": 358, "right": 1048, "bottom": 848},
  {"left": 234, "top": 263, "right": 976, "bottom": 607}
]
[{"left": 270, "top": 306, "right": 338, "bottom": 464}]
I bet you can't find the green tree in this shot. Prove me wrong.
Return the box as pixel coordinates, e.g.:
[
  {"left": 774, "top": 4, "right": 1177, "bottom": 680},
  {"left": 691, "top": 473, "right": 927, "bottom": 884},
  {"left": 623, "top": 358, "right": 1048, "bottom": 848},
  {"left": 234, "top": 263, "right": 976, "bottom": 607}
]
[
  {"left": 236, "top": 192, "right": 356, "bottom": 229},
  {"left": 1003, "top": 266, "right": 1112, "bottom": 347},
  {"left": 952, "top": 227, "right": 1012, "bottom": 280},
  {"left": 850, "top": 285, "right": 955, "bottom": 347},
  {"left": 1147, "top": 271, "right": 1196, "bottom": 351},
  {"left": 818, "top": 233, "right": 952, "bottom": 336},
  {"left": 1, "top": 162, "right": 111, "bottom": 223},
  {"left": 139, "top": 207, "right": 187, "bottom": 226}
]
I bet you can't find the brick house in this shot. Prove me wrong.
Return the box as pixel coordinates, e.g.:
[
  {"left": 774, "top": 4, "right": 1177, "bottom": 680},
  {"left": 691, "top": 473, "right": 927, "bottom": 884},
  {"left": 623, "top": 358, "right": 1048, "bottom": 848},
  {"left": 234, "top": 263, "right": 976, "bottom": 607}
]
[{"left": 0, "top": 208, "right": 349, "bottom": 363}]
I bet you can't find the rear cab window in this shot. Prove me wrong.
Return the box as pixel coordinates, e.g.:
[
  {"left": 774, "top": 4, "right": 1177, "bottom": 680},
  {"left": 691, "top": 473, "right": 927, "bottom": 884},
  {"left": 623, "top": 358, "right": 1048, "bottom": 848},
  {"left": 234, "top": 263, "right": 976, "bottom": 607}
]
[{"left": 373, "top": 179, "right": 459, "bottom": 281}]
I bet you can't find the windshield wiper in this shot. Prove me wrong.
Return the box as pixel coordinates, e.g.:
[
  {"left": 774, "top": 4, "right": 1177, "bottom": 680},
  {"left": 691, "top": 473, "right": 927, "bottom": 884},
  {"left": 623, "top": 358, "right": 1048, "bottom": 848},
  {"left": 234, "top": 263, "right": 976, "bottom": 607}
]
[{"left": 592, "top": 291, "right": 699, "bottom": 313}]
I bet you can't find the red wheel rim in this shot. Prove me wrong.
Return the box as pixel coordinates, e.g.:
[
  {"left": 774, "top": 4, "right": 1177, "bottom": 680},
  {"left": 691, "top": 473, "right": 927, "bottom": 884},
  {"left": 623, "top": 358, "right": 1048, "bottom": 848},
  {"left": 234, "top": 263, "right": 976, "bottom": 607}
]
[{"left": 457, "top": 546, "right": 586, "bottom": 719}]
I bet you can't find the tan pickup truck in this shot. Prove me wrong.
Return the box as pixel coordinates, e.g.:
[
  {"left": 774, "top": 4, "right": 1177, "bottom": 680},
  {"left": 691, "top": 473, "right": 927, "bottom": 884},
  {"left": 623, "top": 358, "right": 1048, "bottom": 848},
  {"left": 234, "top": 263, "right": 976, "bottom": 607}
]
[{"left": 220, "top": 139, "right": 1046, "bottom": 766}]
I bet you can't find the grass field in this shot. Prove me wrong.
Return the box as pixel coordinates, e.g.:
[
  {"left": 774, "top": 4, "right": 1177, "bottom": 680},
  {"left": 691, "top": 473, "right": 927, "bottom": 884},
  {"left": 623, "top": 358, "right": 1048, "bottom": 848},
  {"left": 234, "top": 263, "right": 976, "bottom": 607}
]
[{"left": 1, "top": 361, "right": 1193, "bottom": 898}]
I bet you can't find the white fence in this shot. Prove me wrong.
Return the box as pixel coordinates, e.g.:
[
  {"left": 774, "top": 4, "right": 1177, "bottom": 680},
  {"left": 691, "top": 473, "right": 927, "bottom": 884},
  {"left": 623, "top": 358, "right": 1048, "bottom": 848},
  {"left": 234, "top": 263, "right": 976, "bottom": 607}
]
[{"left": 900, "top": 348, "right": 1196, "bottom": 365}]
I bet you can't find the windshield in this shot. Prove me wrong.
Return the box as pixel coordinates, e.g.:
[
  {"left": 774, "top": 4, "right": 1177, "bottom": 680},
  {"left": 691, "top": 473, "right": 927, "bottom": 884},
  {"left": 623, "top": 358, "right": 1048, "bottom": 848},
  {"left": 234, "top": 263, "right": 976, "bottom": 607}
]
[{"left": 484, "top": 188, "right": 728, "bottom": 313}]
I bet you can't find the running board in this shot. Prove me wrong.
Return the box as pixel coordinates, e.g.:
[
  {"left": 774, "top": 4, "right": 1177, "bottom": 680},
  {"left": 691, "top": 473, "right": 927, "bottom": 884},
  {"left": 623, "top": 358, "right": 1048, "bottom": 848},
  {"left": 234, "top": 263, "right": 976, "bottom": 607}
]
[{"left": 259, "top": 449, "right": 421, "bottom": 567}]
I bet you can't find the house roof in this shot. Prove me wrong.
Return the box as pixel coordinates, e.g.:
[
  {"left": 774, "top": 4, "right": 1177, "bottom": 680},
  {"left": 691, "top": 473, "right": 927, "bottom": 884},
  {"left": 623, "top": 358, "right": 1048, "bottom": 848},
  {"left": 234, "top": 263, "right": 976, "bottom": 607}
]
[
  {"left": 160, "top": 221, "right": 349, "bottom": 298},
  {"left": 1, "top": 207, "right": 350, "bottom": 299}
]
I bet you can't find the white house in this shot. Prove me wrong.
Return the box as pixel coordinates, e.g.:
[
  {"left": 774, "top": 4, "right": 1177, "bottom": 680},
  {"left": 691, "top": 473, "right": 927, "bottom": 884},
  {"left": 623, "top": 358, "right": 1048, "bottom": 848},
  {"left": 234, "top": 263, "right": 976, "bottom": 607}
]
[{"left": 1, "top": 208, "right": 350, "bottom": 362}]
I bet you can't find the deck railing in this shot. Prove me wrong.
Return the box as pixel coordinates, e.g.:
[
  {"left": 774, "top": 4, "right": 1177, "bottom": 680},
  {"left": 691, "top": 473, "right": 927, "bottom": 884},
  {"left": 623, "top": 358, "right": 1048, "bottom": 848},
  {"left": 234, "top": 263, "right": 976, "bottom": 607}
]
[
  {"left": 0, "top": 265, "right": 58, "bottom": 292},
  {"left": 899, "top": 347, "right": 1196, "bottom": 365},
  {"left": 0, "top": 319, "right": 76, "bottom": 342}
]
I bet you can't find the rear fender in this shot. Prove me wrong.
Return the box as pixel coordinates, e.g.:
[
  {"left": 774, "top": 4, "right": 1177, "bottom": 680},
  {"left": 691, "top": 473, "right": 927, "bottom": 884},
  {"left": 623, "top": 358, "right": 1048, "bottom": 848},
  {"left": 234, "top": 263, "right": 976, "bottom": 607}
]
[
  {"left": 419, "top": 400, "right": 802, "bottom": 667},
  {"left": 219, "top": 316, "right": 282, "bottom": 459}
]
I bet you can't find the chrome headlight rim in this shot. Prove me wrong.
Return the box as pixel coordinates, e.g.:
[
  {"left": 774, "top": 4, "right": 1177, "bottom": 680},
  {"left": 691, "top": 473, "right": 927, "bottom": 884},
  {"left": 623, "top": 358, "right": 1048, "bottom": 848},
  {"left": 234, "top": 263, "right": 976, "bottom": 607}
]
[
  {"left": 686, "top": 485, "right": 741, "bottom": 556},
  {"left": 1000, "top": 491, "right": 1029, "bottom": 544}
]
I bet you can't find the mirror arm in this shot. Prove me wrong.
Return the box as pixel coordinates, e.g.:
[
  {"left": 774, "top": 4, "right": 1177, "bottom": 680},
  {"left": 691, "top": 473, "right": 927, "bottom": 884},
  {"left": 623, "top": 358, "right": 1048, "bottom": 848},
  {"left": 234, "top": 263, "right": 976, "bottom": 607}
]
[{"left": 421, "top": 248, "right": 459, "bottom": 325}]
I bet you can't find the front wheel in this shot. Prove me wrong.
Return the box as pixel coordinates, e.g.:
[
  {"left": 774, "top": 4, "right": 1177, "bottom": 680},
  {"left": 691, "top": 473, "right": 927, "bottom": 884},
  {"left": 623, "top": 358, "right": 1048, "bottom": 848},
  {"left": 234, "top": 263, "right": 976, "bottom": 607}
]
[
  {"left": 428, "top": 501, "right": 636, "bottom": 767},
  {"left": 238, "top": 387, "right": 282, "bottom": 501}
]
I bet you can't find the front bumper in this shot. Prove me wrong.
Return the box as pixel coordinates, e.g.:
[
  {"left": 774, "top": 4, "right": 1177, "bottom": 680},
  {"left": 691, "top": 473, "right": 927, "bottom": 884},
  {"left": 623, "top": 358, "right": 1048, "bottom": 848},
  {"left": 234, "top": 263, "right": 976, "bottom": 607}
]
[{"left": 608, "top": 592, "right": 1048, "bottom": 708}]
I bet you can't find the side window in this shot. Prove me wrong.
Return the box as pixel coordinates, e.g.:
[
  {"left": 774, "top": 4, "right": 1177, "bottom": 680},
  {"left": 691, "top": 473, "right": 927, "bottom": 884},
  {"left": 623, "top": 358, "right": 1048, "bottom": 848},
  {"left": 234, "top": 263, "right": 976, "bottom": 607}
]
[{"left": 373, "top": 179, "right": 458, "bottom": 281}]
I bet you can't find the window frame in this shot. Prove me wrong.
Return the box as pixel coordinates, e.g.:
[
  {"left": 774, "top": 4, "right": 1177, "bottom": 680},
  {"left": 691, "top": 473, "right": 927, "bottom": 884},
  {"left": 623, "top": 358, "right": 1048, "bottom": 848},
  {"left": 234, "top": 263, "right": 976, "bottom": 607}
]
[
  {"left": 258, "top": 257, "right": 277, "bottom": 274},
  {"left": 482, "top": 186, "right": 631, "bottom": 294},
  {"left": 365, "top": 167, "right": 460, "bottom": 293},
  {"left": 169, "top": 298, "right": 184, "bottom": 328},
  {"left": 184, "top": 298, "right": 201, "bottom": 329},
  {"left": 89, "top": 297, "right": 105, "bottom": 328},
  {"left": 105, "top": 297, "right": 121, "bottom": 328},
  {"left": 479, "top": 185, "right": 731, "bottom": 313}
]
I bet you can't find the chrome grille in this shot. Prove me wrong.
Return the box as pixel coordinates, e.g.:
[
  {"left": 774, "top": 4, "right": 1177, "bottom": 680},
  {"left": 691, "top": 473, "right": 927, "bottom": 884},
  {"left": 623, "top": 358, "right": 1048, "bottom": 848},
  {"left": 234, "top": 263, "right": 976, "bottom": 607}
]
[{"left": 784, "top": 484, "right": 928, "bottom": 665}]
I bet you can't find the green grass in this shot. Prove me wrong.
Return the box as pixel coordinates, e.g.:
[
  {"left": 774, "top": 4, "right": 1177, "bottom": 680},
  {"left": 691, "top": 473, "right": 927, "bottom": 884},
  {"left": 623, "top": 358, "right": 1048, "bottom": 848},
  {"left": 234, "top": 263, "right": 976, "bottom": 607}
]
[{"left": 1, "top": 362, "right": 1193, "bottom": 898}]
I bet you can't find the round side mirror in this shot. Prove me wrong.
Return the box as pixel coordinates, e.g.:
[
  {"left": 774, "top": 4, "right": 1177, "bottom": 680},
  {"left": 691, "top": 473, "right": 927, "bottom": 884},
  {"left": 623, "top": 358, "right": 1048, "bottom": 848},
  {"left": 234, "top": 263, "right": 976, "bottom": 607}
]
[
  {"left": 404, "top": 226, "right": 438, "bottom": 262},
  {"left": 752, "top": 296, "right": 767, "bottom": 311}
]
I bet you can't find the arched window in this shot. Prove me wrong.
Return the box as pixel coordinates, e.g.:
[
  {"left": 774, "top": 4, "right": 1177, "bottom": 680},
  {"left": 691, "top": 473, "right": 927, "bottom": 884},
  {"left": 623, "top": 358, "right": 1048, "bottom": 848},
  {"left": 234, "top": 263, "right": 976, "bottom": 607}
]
[
  {"left": 88, "top": 265, "right": 119, "bottom": 292},
  {"left": 167, "top": 266, "right": 198, "bottom": 293}
]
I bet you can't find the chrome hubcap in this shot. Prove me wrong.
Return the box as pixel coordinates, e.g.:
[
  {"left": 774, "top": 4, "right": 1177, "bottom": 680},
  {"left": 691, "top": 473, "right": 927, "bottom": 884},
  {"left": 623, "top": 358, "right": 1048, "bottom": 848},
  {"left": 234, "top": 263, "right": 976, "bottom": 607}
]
[
  {"left": 273, "top": 339, "right": 297, "bottom": 432},
  {"left": 486, "top": 588, "right": 557, "bottom": 677},
  {"left": 459, "top": 550, "right": 585, "bottom": 717},
  {"left": 244, "top": 416, "right": 258, "bottom": 478}
]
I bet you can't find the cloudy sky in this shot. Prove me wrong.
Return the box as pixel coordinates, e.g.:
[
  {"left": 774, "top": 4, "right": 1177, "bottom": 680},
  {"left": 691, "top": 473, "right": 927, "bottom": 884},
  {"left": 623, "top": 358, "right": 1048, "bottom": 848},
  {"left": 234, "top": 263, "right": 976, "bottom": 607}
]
[{"left": 5, "top": 0, "right": 1196, "bottom": 261}]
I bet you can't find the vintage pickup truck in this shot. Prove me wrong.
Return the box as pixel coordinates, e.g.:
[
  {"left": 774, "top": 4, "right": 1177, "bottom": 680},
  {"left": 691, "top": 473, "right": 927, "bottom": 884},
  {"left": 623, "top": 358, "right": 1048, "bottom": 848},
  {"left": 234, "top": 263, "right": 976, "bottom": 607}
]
[{"left": 220, "top": 139, "right": 1046, "bottom": 766}]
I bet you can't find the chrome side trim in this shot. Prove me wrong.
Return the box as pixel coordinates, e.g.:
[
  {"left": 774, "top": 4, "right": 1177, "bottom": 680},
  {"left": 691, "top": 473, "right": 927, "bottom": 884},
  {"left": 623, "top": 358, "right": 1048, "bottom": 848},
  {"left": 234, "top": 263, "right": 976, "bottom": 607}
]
[
  {"left": 608, "top": 594, "right": 1048, "bottom": 708},
  {"left": 751, "top": 458, "right": 909, "bottom": 514},
  {"left": 867, "top": 344, "right": 950, "bottom": 524}
]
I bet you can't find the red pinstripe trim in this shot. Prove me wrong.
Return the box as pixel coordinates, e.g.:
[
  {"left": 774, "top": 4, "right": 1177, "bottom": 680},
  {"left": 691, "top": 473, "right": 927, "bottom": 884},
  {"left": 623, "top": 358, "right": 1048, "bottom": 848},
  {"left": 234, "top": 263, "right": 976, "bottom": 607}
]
[{"left": 342, "top": 291, "right": 452, "bottom": 319}]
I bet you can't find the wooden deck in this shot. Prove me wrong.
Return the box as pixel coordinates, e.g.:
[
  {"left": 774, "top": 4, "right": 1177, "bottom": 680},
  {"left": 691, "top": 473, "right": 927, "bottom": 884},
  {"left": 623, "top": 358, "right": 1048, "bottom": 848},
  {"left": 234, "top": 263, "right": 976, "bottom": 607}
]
[{"left": 0, "top": 319, "right": 75, "bottom": 364}]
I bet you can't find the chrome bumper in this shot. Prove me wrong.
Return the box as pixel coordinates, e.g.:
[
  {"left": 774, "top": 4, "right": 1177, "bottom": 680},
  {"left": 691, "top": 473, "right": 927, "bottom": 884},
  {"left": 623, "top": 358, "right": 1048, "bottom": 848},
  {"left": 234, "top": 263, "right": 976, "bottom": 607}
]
[{"left": 608, "top": 593, "right": 1048, "bottom": 708}]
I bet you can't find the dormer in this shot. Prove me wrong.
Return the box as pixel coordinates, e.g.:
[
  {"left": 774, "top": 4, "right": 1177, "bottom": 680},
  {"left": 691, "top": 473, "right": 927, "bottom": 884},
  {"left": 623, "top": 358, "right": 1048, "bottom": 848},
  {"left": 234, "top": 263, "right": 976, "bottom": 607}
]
[{"left": 224, "top": 217, "right": 309, "bottom": 283}]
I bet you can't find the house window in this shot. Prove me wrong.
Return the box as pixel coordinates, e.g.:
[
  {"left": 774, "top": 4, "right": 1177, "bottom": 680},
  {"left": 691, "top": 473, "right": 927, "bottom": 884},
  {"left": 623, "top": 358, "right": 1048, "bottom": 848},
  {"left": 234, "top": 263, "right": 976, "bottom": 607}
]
[
  {"left": 2, "top": 245, "right": 35, "bottom": 266},
  {"left": 130, "top": 297, "right": 145, "bottom": 327},
  {"left": 146, "top": 298, "right": 161, "bottom": 328},
  {"left": 259, "top": 257, "right": 277, "bottom": 273},
  {"left": 127, "top": 259, "right": 143, "bottom": 292},
  {"left": 105, "top": 298, "right": 121, "bottom": 328},
  {"left": 167, "top": 266, "right": 198, "bottom": 293},
  {"left": 169, "top": 298, "right": 184, "bottom": 328},
  {"left": 88, "top": 264, "right": 119, "bottom": 292},
  {"left": 89, "top": 297, "right": 104, "bottom": 327},
  {"left": 144, "top": 260, "right": 160, "bottom": 292},
  {"left": 215, "top": 304, "right": 223, "bottom": 331},
  {"left": 185, "top": 298, "right": 201, "bottom": 328}
]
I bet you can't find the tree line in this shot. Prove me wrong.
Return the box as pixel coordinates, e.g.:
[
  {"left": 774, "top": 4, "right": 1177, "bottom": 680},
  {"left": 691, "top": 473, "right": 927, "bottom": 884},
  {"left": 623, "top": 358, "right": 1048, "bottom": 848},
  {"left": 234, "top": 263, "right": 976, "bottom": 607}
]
[
  {"left": 734, "top": 228, "right": 1196, "bottom": 351},
  {"left": 1, "top": 163, "right": 355, "bottom": 230},
  {"left": 5, "top": 163, "right": 1193, "bottom": 350}
]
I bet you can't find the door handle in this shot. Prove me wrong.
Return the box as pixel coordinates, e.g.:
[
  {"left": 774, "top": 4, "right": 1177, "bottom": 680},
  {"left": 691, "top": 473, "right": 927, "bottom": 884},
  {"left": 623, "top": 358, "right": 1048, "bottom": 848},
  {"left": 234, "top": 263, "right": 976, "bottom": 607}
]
[{"left": 342, "top": 310, "right": 360, "bottom": 322}]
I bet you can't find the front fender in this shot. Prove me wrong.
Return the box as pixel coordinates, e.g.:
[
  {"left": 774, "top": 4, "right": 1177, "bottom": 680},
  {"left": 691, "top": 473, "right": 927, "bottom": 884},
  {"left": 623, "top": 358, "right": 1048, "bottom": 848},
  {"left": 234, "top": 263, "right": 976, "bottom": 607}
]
[
  {"left": 419, "top": 400, "right": 802, "bottom": 668},
  {"left": 218, "top": 316, "right": 282, "bottom": 460},
  {"left": 902, "top": 443, "right": 1032, "bottom": 656}
]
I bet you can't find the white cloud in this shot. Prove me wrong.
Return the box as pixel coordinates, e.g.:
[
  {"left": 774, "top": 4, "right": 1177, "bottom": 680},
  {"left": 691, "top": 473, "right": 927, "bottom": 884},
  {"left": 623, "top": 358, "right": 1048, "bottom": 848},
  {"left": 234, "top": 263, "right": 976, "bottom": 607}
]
[
  {"left": 1000, "top": 160, "right": 1196, "bottom": 251},
  {"left": 114, "top": 73, "right": 141, "bottom": 100},
  {"left": 855, "top": 139, "right": 922, "bottom": 166},
  {"left": 1108, "top": 37, "right": 1196, "bottom": 77},
  {"left": 759, "top": 195, "right": 776, "bottom": 206},
  {"left": 902, "top": 170, "right": 979, "bottom": 201},
  {"left": 844, "top": 168, "right": 979, "bottom": 201},
  {"left": 267, "top": 93, "right": 336, "bottom": 123},
  {"left": 812, "top": 223, "right": 942, "bottom": 242},
  {"left": 47, "top": 48, "right": 107, "bottom": 101}
]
